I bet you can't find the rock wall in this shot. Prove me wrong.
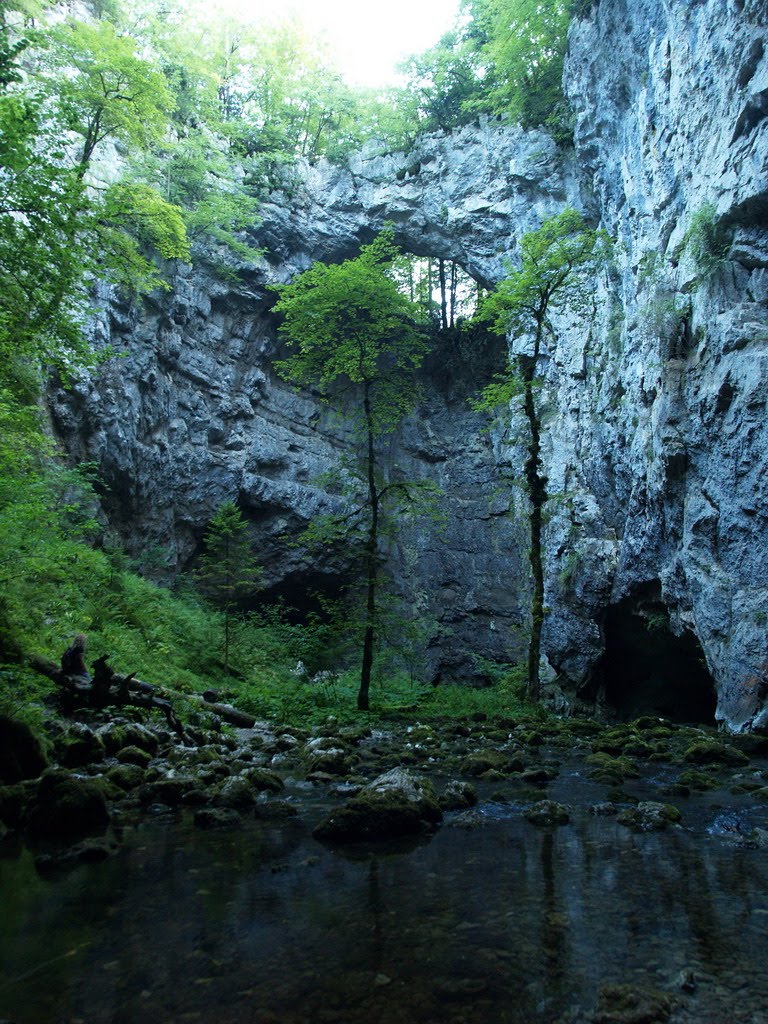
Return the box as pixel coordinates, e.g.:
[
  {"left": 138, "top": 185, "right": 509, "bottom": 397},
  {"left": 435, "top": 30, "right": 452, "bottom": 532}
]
[
  {"left": 544, "top": 0, "right": 768, "bottom": 729},
  {"left": 51, "top": 122, "right": 572, "bottom": 683},
  {"left": 50, "top": 0, "right": 768, "bottom": 723}
]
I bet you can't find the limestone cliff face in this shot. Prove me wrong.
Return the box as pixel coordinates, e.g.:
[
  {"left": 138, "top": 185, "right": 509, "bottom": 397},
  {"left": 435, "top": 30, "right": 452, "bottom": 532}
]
[
  {"left": 49, "top": 0, "right": 768, "bottom": 723},
  {"left": 51, "top": 123, "right": 570, "bottom": 683},
  {"left": 543, "top": 0, "right": 768, "bottom": 729}
]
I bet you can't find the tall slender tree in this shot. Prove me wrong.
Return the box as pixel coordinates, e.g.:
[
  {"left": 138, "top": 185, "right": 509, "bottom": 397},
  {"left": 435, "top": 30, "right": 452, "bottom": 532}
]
[
  {"left": 194, "top": 502, "right": 261, "bottom": 673},
  {"left": 477, "top": 209, "right": 611, "bottom": 700},
  {"left": 272, "top": 230, "right": 430, "bottom": 711}
]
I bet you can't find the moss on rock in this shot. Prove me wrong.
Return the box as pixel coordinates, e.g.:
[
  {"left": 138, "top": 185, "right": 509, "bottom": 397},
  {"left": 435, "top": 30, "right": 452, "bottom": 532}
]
[{"left": 313, "top": 768, "right": 442, "bottom": 843}]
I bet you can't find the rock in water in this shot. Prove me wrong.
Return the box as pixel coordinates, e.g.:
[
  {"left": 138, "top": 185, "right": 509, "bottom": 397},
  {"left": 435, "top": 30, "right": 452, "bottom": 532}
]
[
  {"left": 313, "top": 767, "right": 443, "bottom": 843},
  {"left": 26, "top": 770, "right": 110, "bottom": 840},
  {"left": 0, "top": 715, "right": 49, "bottom": 783}
]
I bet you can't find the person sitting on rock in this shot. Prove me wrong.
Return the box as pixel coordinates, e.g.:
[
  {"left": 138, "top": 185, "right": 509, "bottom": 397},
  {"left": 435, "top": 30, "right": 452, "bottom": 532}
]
[{"left": 61, "top": 633, "right": 91, "bottom": 681}]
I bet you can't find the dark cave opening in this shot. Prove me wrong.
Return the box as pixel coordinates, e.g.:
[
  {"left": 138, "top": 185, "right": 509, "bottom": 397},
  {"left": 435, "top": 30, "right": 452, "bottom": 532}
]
[
  {"left": 601, "top": 595, "right": 717, "bottom": 724},
  {"left": 249, "top": 571, "right": 351, "bottom": 625}
]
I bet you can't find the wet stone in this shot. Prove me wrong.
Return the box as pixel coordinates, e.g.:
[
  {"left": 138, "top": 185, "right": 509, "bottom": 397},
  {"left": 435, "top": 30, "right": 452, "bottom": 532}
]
[
  {"left": 525, "top": 800, "right": 570, "bottom": 827},
  {"left": 592, "top": 983, "right": 675, "bottom": 1023},
  {"left": 194, "top": 808, "right": 242, "bottom": 829},
  {"left": 313, "top": 768, "right": 443, "bottom": 843},
  {"left": 617, "top": 802, "right": 681, "bottom": 832},
  {"left": 439, "top": 780, "right": 478, "bottom": 811}
]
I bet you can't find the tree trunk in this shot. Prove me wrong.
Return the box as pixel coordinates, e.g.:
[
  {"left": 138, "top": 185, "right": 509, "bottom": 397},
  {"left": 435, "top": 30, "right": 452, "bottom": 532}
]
[
  {"left": 449, "top": 261, "right": 458, "bottom": 328},
  {"left": 358, "top": 381, "right": 379, "bottom": 712},
  {"left": 438, "top": 259, "right": 448, "bottom": 331},
  {"left": 520, "top": 317, "right": 547, "bottom": 702}
]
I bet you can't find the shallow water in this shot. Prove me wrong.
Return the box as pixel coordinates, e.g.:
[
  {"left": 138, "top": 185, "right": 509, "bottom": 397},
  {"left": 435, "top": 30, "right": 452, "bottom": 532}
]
[{"left": 3, "top": 771, "right": 768, "bottom": 1024}]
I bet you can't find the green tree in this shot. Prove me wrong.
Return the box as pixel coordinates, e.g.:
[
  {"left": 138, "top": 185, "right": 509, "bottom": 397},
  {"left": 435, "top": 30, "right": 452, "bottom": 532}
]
[
  {"left": 272, "top": 230, "right": 431, "bottom": 711},
  {"left": 44, "top": 18, "right": 174, "bottom": 178},
  {"left": 194, "top": 502, "right": 261, "bottom": 672},
  {"left": 465, "top": 0, "right": 573, "bottom": 136},
  {"left": 476, "top": 209, "right": 610, "bottom": 700},
  {"left": 0, "top": 13, "right": 190, "bottom": 384},
  {"left": 400, "top": 0, "right": 575, "bottom": 141}
]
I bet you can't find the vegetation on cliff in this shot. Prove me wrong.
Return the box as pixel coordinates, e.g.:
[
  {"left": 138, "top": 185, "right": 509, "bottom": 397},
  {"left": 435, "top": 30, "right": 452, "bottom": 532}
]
[{"left": 0, "top": 0, "right": 582, "bottom": 723}]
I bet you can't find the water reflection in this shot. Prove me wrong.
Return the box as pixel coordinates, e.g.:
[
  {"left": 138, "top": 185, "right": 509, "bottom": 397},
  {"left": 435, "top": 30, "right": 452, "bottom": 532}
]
[{"left": 1, "top": 811, "right": 768, "bottom": 1024}]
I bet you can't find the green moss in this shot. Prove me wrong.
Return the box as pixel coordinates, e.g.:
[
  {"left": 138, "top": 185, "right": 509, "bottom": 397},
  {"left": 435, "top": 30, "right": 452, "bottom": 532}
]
[
  {"left": 585, "top": 752, "right": 639, "bottom": 785},
  {"left": 678, "top": 769, "right": 721, "bottom": 792},
  {"left": 683, "top": 741, "right": 750, "bottom": 767}
]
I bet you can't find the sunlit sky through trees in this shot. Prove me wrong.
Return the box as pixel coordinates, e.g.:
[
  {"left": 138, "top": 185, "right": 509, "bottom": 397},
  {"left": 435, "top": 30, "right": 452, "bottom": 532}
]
[{"left": 186, "top": 0, "right": 463, "bottom": 88}]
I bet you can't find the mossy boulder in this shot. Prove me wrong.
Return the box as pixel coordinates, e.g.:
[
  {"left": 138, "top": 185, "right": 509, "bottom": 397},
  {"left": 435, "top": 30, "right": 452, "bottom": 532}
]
[
  {"left": 97, "top": 722, "right": 160, "bottom": 757},
  {"left": 593, "top": 983, "right": 674, "bottom": 1023},
  {"left": 731, "top": 733, "right": 768, "bottom": 757},
  {"left": 0, "top": 780, "right": 36, "bottom": 829},
  {"left": 313, "top": 768, "right": 442, "bottom": 843},
  {"left": 525, "top": 800, "right": 570, "bottom": 827},
  {"left": 138, "top": 776, "right": 197, "bottom": 806},
  {"left": 55, "top": 725, "right": 106, "bottom": 768},
  {"left": 26, "top": 770, "right": 110, "bottom": 840},
  {"left": 115, "top": 745, "right": 153, "bottom": 768},
  {"left": 439, "top": 781, "right": 478, "bottom": 811},
  {"left": 586, "top": 753, "right": 639, "bottom": 785},
  {"left": 520, "top": 766, "right": 559, "bottom": 785},
  {"left": 460, "top": 749, "right": 525, "bottom": 777},
  {"left": 107, "top": 764, "right": 146, "bottom": 791},
  {"left": 241, "top": 767, "right": 284, "bottom": 793},
  {"left": 592, "top": 728, "right": 640, "bottom": 755},
  {"left": 214, "top": 776, "right": 255, "bottom": 808},
  {"left": 621, "top": 740, "right": 656, "bottom": 759},
  {"left": 0, "top": 715, "right": 49, "bottom": 783},
  {"left": 564, "top": 719, "right": 603, "bottom": 737},
  {"left": 683, "top": 741, "right": 749, "bottom": 767},
  {"left": 254, "top": 799, "right": 299, "bottom": 820},
  {"left": 194, "top": 807, "right": 242, "bottom": 829},
  {"left": 307, "top": 748, "right": 353, "bottom": 776},
  {"left": 617, "top": 801, "right": 681, "bottom": 832},
  {"left": 678, "top": 769, "right": 721, "bottom": 792}
]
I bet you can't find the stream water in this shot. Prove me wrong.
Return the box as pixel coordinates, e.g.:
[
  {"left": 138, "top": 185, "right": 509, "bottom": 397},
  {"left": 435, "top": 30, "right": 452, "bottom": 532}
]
[{"left": 2, "top": 765, "right": 768, "bottom": 1024}]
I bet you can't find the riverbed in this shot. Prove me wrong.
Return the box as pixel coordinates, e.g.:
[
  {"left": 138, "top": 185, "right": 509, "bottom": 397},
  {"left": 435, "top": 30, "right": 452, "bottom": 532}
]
[{"left": 2, "top": 730, "right": 768, "bottom": 1024}]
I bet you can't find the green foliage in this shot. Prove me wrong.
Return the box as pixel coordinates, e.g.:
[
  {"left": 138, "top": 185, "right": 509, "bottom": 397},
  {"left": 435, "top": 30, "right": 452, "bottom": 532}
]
[
  {"left": 42, "top": 18, "right": 174, "bottom": 173},
  {"left": 473, "top": 210, "right": 610, "bottom": 702},
  {"left": 273, "top": 229, "right": 438, "bottom": 711},
  {"left": 194, "top": 502, "right": 261, "bottom": 671},
  {"left": 682, "top": 202, "right": 730, "bottom": 282},
  {"left": 476, "top": 209, "right": 611, "bottom": 409},
  {"left": 401, "top": 0, "right": 577, "bottom": 141},
  {"left": 273, "top": 229, "right": 428, "bottom": 432},
  {"left": 465, "top": 0, "right": 574, "bottom": 137}
]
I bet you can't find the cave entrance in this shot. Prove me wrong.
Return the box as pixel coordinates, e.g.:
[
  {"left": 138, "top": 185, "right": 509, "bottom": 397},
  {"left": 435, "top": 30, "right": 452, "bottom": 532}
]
[{"left": 601, "top": 593, "right": 716, "bottom": 724}]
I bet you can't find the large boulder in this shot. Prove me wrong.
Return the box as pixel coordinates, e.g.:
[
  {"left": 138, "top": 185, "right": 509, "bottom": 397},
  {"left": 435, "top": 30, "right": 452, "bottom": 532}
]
[
  {"left": 0, "top": 715, "right": 49, "bottom": 783},
  {"left": 54, "top": 724, "right": 106, "bottom": 768},
  {"left": 313, "top": 768, "right": 443, "bottom": 843},
  {"left": 617, "top": 802, "right": 682, "bottom": 833},
  {"left": 26, "top": 770, "right": 110, "bottom": 840},
  {"left": 97, "top": 721, "right": 161, "bottom": 756}
]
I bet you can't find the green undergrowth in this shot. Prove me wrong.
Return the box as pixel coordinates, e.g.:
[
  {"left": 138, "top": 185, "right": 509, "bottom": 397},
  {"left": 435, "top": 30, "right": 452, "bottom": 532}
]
[{"left": 0, "top": 529, "right": 536, "bottom": 731}]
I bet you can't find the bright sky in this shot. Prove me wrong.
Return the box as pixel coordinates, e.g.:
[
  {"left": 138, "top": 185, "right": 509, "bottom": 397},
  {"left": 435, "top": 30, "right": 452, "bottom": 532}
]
[{"left": 202, "top": 0, "right": 462, "bottom": 89}]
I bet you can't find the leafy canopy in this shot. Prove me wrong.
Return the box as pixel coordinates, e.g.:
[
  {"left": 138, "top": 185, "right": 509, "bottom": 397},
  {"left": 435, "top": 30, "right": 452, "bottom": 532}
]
[
  {"left": 272, "top": 229, "right": 427, "bottom": 435},
  {"left": 483, "top": 208, "right": 612, "bottom": 334}
]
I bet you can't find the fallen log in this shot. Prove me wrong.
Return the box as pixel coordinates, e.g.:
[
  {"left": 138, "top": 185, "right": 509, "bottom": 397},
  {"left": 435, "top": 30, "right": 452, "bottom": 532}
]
[
  {"left": 175, "top": 693, "right": 256, "bottom": 729},
  {"left": 28, "top": 654, "right": 256, "bottom": 732},
  {"left": 29, "top": 653, "right": 187, "bottom": 741}
]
